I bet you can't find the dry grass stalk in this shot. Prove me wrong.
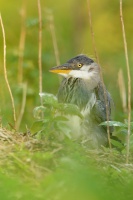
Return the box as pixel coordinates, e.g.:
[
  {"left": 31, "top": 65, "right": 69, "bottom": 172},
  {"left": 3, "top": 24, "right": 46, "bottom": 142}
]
[
  {"left": 48, "top": 12, "right": 60, "bottom": 66},
  {"left": 0, "top": 14, "right": 17, "bottom": 128},
  {"left": 87, "top": 0, "right": 111, "bottom": 149},
  {"left": 118, "top": 69, "right": 127, "bottom": 113},
  {"left": 37, "top": 0, "right": 43, "bottom": 104},
  {"left": 16, "top": 83, "right": 27, "bottom": 130},
  {"left": 120, "top": 0, "right": 131, "bottom": 164},
  {"left": 18, "top": 0, "right": 26, "bottom": 83}
]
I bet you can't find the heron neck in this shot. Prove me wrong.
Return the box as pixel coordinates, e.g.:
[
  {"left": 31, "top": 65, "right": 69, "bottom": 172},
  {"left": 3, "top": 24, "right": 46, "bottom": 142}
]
[{"left": 58, "top": 77, "right": 99, "bottom": 109}]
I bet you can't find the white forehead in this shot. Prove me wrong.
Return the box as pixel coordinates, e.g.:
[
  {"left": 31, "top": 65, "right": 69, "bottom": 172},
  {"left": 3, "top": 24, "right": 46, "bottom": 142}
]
[{"left": 69, "top": 70, "right": 93, "bottom": 79}]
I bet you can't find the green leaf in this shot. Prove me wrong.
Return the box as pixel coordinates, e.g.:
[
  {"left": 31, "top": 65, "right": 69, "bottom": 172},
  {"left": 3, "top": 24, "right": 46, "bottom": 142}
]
[
  {"left": 129, "top": 122, "right": 133, "bottom": 130},
  {"left": 116, "top": 128, "right": 128, "bottom": 135},
  {"left": 40, "top": 92, "right": 58, "bottom": 106},
  {"left": 53, "top": 116, "right": 68, "bottom": 122},
  {"left": 33, "top": 106, "right": 46, "bottom": 119},
  {"left": 57, "top": 122, "right": 72, "bottom": 139},
  {"left": 63, "top": 104, "right": 83, "bottom": 118},
  {"left": 30, "top": 120, "right": 44, "bottom": 134},
  {"left": 111, "top": 139, "right": 124, "bottom": 149},
  {"left": 33, "top": 106, "right": 52, "bottom": 120},
  {"left": 99, "top": 121, "right": 126, "bottom": 127}
]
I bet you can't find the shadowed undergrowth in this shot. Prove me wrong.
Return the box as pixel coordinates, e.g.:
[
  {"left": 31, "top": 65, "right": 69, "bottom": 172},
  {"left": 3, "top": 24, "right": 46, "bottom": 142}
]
[{"left": 0, "top": 127, "right": 133, "bottom": 200}]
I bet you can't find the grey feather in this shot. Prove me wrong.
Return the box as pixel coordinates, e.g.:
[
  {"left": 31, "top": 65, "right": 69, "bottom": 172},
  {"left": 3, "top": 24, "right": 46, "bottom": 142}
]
[{"left": 58, "top": 78, "right": 113, "bottom": 147}]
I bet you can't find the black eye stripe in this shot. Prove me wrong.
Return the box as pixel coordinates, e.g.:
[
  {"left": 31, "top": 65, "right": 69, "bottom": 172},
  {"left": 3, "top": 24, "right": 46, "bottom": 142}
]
[{"left": 89, "top": 67, "right": 94, "bottom": 71}]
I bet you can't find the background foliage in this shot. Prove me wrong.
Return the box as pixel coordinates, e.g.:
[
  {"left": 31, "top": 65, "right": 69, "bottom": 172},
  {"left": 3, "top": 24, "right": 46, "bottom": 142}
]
[{"left": 0, "top": 0, "right": 132, "bottom": 129}]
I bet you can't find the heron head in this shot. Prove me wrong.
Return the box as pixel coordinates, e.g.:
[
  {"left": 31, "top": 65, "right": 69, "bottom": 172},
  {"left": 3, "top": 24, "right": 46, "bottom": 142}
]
[{"left": 50, "top": 55, "right": 100, "bottom": 83}]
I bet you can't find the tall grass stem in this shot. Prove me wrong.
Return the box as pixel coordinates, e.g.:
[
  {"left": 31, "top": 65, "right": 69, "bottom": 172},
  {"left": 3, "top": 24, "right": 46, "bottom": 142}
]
[
  {"left": 87, "top": 0, "right": 111, "bottom": 149},
  {"left": 0, "top": 14, "right": 17, "bottom": 128},
  {"left": 120, "top": 0, "right": 131, "bottom": 164},
  {"left": 18, "top": 0, "right": 26, "bottom": 83},
  {"left": 48, "top": 13, "right": 60, "bottom": 66},
  {"left": 38, "top": 0, "right": 43, "bottom": 105}
]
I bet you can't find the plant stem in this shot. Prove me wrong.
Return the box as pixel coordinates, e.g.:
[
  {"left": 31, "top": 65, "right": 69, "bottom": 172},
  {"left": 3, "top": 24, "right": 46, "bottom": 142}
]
[
  {"left": 120, "top": 0, "right": 131, "bottom": 164},
  {"left": 0, "top": 14, "right": 17, "bottom": 129},
  {"left": 38, "top": 0, "right": 43, "bottom": 104},
  {"left": 87, "top": 0, "right": 111, "bottom": 149}
]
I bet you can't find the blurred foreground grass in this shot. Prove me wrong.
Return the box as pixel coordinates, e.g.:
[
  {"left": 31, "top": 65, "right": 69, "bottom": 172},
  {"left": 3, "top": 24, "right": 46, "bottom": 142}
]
[{"left": 0, "top": 127, "right": 133, "bottom": 200}]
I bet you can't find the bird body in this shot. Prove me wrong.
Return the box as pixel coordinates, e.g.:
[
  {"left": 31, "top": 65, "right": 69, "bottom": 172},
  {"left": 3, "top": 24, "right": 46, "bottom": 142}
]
[{"left": 50, "top": 55, "right": 113, "bottom": 148}]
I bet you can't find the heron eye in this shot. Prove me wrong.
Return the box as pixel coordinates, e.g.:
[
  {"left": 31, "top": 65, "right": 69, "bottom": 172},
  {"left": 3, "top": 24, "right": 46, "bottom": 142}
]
[{"left": 77, "top": 63, "right": 82, "bottom": 68}]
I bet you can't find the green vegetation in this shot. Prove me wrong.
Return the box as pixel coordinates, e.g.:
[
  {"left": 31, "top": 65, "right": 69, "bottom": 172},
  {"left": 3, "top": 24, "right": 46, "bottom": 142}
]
[{"left": 0, "top": 0, "right": 133, "bottom": 199}]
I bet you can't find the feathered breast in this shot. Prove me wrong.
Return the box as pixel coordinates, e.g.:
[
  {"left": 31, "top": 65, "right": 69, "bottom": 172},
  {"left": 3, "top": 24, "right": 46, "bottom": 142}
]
[{"left": 57, "top": 77, "right": 96, "bottom": 112}]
